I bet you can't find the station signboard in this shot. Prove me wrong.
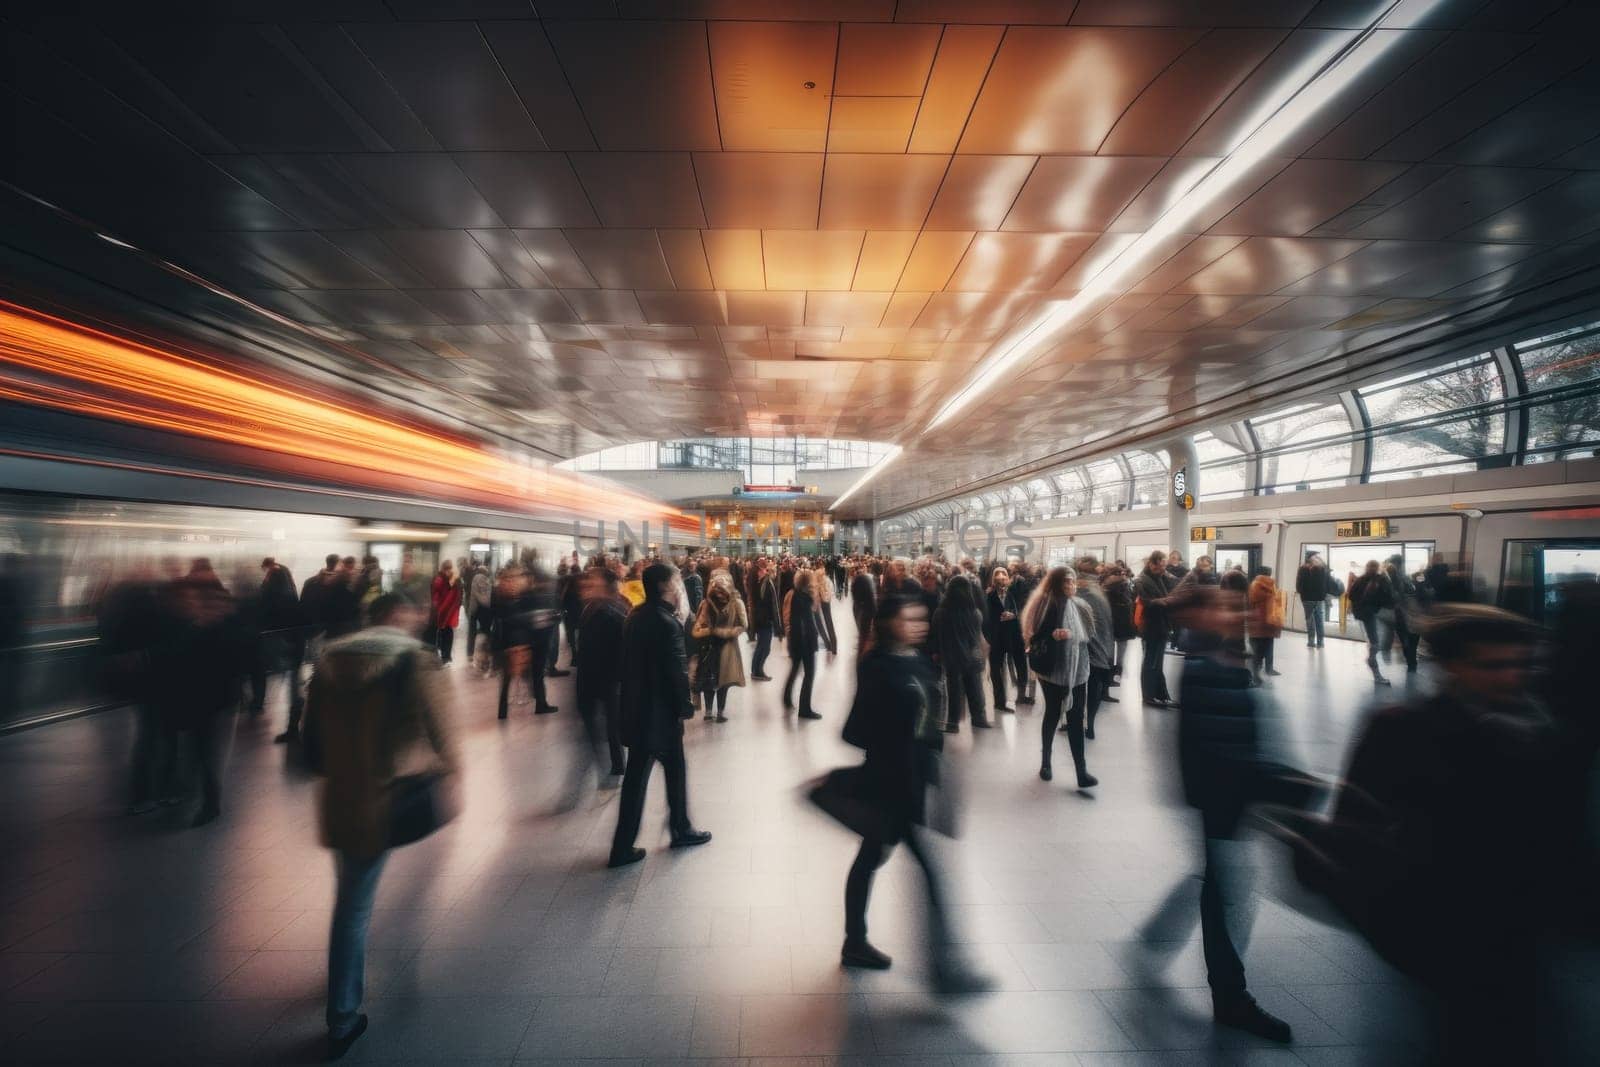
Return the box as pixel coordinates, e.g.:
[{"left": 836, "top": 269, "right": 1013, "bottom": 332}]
[
  {"left": 1189, "top": 526, "right": 1219, "bottom": 542},
  {"left": 1335, "top": 518, "right": 1390, "bottom": 539}
]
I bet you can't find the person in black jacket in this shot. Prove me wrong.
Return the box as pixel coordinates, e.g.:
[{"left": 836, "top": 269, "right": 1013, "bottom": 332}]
[
  {"left": 1102, "top": 564, "right": 1137, "bottom": 685},
  {"left": 1007, "top": 562, "right": 1038, "bottom": 704},
  {"left": 984, "top": 567, "right": 1024, "bottom": 712},
  {"left": 1134, "top": 551, "right": 1176, "bottom": 707},
  {"left": 749, "top": 558, "right": 783, "bottom": 680},
  {"left": 783, "top": 571, "right": 823, "bottom": 720},
  {"left": 156, "top": 570, "right": 251, "bottom": 827},
  {"left": 849, "top": 564, "right": 876, "bottom": 654},
  {"left": 492, "top": 566, "right": 544, "bottom": 719},
  {"left": 561, "top": 567, "right": 628, "bottom": 806},
  {"left": 935, "top": 574, "right": 989, "bottom": 732},
  {"left": 1346, "top": 560, "right": 1394, "bottom": 686},
  {"left": 253, "top": 559, "right": 307, "bottom": 743},
  {"left": 839, "top": 592, "right": 991, "bottom": 994},
  {"left": 1294, "top": 554, "right": 1331, "bottom": 648},
  {"left": 608, "top": 563, "right": 712, "bottom": 867},
  {"left": 1173, "top": 583, "right": 1292, "bottom": 1044}
]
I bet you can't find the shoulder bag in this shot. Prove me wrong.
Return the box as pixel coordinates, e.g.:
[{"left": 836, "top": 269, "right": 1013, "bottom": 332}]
[{"left": 385, "top": 654, "right": 454, "bottom": 847}]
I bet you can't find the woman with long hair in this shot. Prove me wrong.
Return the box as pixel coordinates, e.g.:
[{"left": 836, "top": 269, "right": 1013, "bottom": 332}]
[
  {"left": 1021, "top": 567, "right": 1097, "bottom": 789},
  {"left": 983, "top": 566, "right": 1024, "bottom": 712},
  {"left": 690, "top": 576, "right": 748, "bottom": 722}
]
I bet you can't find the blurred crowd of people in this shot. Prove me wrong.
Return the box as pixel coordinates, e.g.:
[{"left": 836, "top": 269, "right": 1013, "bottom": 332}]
[{"left": 73, "top": 538, "right": 1600, "bottom": 1061}]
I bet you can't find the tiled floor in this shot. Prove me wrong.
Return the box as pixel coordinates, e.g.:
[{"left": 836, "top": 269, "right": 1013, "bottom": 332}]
[{"left": 0, "top": 608, "right": 1592, "bottom": 1064}]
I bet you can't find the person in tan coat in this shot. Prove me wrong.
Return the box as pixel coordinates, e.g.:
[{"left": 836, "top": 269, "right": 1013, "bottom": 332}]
[
  {"left": 691, "top": 575, "right": 747, "bottom": 721},
  {"left": 1247, "top": 567, "right": 1284, "bottom": 683},
  {"left": 303, "top": 594, "right": 459, "bottom": 1059}
]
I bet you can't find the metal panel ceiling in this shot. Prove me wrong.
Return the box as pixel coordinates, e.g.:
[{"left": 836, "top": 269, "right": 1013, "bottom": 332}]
[{"left": 1, "top": 2, "right": 1598, "bottom": 518}]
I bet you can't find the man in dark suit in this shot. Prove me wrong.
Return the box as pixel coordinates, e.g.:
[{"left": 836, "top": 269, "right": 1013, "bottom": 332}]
[{"left": 607, "top": 563, "right": 712, "bottom": 867}]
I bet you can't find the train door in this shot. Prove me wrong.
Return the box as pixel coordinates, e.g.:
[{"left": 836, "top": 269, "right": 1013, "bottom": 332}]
[
  {"left": 1321, "top": 540, "right": 1434, "bottom": 634},
  {"left": 1214, "top": 543, "right": 1261, "bottom": 577}
]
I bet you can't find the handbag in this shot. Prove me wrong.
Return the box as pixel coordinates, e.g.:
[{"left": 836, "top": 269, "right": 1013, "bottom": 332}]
[
  {"left": 1026, "top": 631, "right": 1058, "bottom": 676},
  {"left": 807, "top": 765, "right": 896, "bottom": 840},
  {"left": 389, "top": 771, "right": 449, "bottom": 846}
]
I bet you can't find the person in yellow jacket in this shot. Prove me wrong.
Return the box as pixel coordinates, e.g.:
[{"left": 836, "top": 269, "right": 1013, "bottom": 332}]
[{"left": 620, "top": 559, "right": 647, "bottom": 608}]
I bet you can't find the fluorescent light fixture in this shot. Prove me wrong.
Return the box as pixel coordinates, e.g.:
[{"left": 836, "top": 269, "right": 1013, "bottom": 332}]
[
  {"left": 831, "top": 445, "right": 903, "bottom": 510},
  {"left": 925, "top": 0, "right": 1441, "bottom": 433},
  {"left": 358, "top": 527, "right": 450, "bottom": 541},
  {"left": 95, "top": 232, "right": 138, "bottom": 250}
]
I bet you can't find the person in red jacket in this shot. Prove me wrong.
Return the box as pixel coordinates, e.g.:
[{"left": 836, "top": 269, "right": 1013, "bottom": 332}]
[{"left": 430, "top": 560, "right": 463, "bottom": 664}]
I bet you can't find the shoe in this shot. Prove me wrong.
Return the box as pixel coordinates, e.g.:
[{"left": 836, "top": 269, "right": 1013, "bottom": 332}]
[
  {"left": 1142, "top": 699, "right": 1168, "bottom": 709},
  {"left": 191, "top": 805, "right": 220, "bottom": 828},
  {"left": 670, "top": 829, "right": 713, "bottom": 849},
  {"left": 1107, "top": 678, "right": 1120, "bottom": 688},
  {"left": 932, "top": 963, "right": 995, "bottom": 995},
  {"left": 1266, "top": 668, "right": 1282, "bottom": 676},
  {"left": 752, "top": 673, "right": 773, "bottom": 681},
  {"left": 326, "top": 1014, "right": 368, "bottom": 1060},
  {"left": 1017, "top": 695, "right": 1036, "bottom": 705},
  {"left": 972, "top": 719, "right": 992, "bottom": 729},
  {"left": 1316, "top": 642, "right": 1324, "bottom": 648},
  {"left": 609, "top": 764, "right": 626, "bottom": 776},
  {"left": 1076, "top": 771, "right": 1098, "bottom": 789},
  {"left": 798, "top": 710, "right": 822, "bottom": 720},
  {"left": 943, "top": 723, "right": 960, "bottom": 734},
  {"left": 273, "top": 729, "right": 296, "bottom": 744},
  {"left": 1085, "top": 727, "right": 1095, "bottom": 740},
  {"left": 995, "top": 705, "right": 1013, "bottom": 713},
  {"left": 1373, "top": 675, "right": 1391, "bottom": 687},
  {"left": 715, "top": 714, "right": 728, "bottom": 723},
  {"left": 546, "top": 668, "right": 571, "bottom": 677},
  {"left": 1213, "top": 992, "right": 1292, "bottom": 1043},
  {"left": 782, "top": 698, "right": 795, "bottom": 711},
  {"left": 703, "top": 713, "right": 714, "bottom": 721},
  {"left": 1058, "top": 722, "right": 1069, "bottom": 732},
  {"left": 535, "top": 704, "right": 559, "bottom": 714},
  {"left": 608, "top": 847, "right": 646, "bottom": 868},
  {"left": 1101, "top": 694, "right": 1118, "bottom": 703},
  {"left": 841, "top": 939, "right": 892, "bottom": 970},
  {"left": 1039, "top": 765, "right": 1053, "bottom": 782}
]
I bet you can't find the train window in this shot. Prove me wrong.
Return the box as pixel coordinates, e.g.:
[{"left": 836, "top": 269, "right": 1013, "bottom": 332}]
[{"left": 1500, "top": 540, "right": 1600, "bottom": 622}]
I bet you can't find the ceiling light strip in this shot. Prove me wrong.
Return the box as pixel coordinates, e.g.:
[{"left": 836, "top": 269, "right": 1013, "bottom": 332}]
[
  {"left": 925, "top": 0, "right": 1434, "bottom": 434},
  {"left": 831, "top": 445, "right": 904, "bottom": 510}
]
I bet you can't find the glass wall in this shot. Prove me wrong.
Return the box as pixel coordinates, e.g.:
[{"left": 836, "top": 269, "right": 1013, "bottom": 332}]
[
  {"left": 561, "top": 437, "right": 893, "bottom": 480},
  {"left": 889, "top": 313, "right": 1600, "bottom": 536}
]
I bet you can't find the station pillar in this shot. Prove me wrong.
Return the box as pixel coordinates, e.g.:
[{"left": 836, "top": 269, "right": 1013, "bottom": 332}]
[{"left": 1165, "top": 436, "right": 1199, "bottom": 558}]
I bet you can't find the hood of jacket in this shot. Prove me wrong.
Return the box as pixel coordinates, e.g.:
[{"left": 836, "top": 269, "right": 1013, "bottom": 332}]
[{"left": 317, "top": 626, "right": 422, "bottom": 689}]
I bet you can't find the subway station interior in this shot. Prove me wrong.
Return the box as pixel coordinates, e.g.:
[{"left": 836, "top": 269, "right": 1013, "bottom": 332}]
[{"left": 2, "top": 1, "right": 1600, "bottom": 1063}]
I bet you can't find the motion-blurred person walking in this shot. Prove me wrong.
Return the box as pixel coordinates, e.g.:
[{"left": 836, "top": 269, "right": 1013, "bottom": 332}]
[
  {"left": 833, "top": 592, "right": 991, "bottom": 994},
  {"left": 934, "top": 573, "right": 989, "bottom": 732},
  {"left": 575, "top": 566, "right": 628, "bottom": 779},
  {"left": 608, "top": 563, "right": 711, "bottom": 867},
  {"left": 155, "top": 567, "right": 250, "bottom": 827},
  {"left": 302, "top": 593, "right": 459, "bottom": 1060},
  {"left": 1073, "top": 558, "right": 1116, "bottom": 737},
  {"left": 257, "top": 559, "right": 307, "bottom": 742}
]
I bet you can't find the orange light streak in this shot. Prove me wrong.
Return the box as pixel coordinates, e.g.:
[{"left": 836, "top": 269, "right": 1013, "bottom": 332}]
[{"left": 0, "top": 302, "right": 693, "bottom": 530}]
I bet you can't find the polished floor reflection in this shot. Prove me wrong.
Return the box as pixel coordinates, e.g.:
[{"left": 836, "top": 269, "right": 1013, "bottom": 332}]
[{"left": 1, "top": 609, "right": 1594, "bottom": 1065}]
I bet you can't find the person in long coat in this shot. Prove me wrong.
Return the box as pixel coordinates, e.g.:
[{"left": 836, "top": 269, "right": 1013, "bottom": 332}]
[
  {"left": 608, "top": 564, "right": 712, "bottom": 867},
  {"left": 429, "top": 561, "right": 462, "bottom": 664},
  {"left": 690, "top": 576, "right": 747, "bottom": 722},
  {"left": 1021, "top": 566, "right": 1095, "bottom": 789},
  {"left": 783, "top": 571, "right": 823, "bottom": 719},
  {"left": 839, "top": 592, "right": 990, "bottom": 994}
]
